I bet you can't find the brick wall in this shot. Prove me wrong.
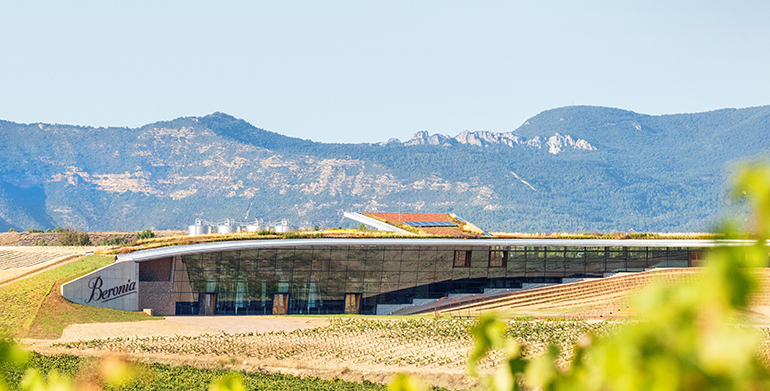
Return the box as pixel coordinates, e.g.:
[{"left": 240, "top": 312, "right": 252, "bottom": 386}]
[{"left": 138, "top": 281, "right": 175, "bottom": 316}]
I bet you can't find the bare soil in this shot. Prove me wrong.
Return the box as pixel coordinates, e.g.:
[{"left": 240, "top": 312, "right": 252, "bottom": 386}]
[
  {"left": 0, "top": 230, "right": 187, "bottom": 246},
  {"left": 23, "top": 317, "right": 482, "bottom": 390}
]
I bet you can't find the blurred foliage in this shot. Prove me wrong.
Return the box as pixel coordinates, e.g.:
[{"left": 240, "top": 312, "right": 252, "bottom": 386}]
[
  {"left": 458, "top": 163, "right": 770, "bottom": 390},
  {"left": 0, "top": 352, "right": 396, "bottom": 391}
]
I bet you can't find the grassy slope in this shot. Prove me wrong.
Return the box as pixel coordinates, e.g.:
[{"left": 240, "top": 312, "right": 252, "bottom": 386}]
[{"left": 0, "top": 255, "right": 155, "bottom": 339}]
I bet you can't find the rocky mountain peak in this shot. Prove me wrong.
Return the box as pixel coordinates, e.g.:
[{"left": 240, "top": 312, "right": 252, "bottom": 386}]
[{"left": 401, "top": 130, "right": 596, "bottom": 154}]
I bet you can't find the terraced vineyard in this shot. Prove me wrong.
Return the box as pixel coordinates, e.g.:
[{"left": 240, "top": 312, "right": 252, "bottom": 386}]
[
  {"left": 52, "top": 318, "right": 621, "bottom": 374},
  {"left": 435, "top": 268, "right": 700, "bottom": 319},
  {"left": 0, "top": 246, "right": 94, "bottom": 271}
]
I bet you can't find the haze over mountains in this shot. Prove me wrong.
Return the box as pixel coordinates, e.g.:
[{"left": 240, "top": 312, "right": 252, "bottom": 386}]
[{"left": 1, "top": 105, "right": 769, "bottom": 233}]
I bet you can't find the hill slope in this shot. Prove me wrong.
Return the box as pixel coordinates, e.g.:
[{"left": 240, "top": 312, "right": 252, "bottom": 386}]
[{"left": 1, "top": 106, "right": 769, "bottom": 232}]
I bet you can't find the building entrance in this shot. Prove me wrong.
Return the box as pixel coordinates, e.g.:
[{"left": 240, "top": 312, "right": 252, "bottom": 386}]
[
  {"left": 273, "top": 293, "right": 289, "bottom": 315},
  {"left": 199, "top": 293, "right": 216, "bottom": 315},
  {"left": 344, "top": 293, "right": 361, "bottom": 314}
]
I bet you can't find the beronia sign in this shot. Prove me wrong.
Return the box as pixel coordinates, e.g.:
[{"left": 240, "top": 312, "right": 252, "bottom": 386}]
[
  {"left": 85, "top": 276, "right": 137, "bottom": 303},
  {"left": 61, "top": 259, "right": 139, "bottom": 312}
]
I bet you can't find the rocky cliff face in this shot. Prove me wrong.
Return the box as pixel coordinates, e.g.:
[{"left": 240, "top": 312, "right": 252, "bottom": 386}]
[{"left": 402, "top": 130, "right": 596, "bottom": 154}]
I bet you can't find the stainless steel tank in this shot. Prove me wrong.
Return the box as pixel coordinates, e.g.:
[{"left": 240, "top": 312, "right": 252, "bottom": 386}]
[{"left": 188, "top": 218, "right": 210, "bottom": 236}]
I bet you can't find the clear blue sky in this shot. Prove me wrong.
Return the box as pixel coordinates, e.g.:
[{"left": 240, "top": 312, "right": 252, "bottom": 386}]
[{"left": 1, "top": 1, "right": 768, "bottom": 143}]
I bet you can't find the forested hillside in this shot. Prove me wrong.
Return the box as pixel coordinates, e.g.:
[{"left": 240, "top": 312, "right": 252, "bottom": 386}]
[{"left": 1, "top": 105, "right": 769, "bottom": 233}]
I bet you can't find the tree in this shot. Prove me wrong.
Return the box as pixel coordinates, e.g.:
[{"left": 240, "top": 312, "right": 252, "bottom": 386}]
[
  {"left": 56, "top": 229, "right": 91, "bottom": 246},
  {"left": 136, "top": 229, "right": 155, "bottom": 240}
]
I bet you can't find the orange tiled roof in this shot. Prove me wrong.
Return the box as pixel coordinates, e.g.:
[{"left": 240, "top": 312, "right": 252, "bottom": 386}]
[{"left": 364, "top": 213, "right": 454, "bottom": 223}]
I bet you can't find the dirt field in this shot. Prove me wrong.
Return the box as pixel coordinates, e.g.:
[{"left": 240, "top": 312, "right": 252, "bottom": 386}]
[
  {"left": 23, "top": 317, "right": 502, "bottom": 390},
  {"left": 0, "top": 230, "right": 187, "bottom": 246}
]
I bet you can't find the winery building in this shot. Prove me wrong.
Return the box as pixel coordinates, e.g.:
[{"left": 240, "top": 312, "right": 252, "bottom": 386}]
[{"left": 61, "top": 237, "right": 710, "bottom": 316}]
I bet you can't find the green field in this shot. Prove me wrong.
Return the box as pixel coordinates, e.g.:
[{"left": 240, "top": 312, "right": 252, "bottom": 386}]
[
  {"left": 0, "top": 255, "right": 157, "bottom": 339},
  {"left": 0, "top": 352, "right": 427, "bottom": 391}
]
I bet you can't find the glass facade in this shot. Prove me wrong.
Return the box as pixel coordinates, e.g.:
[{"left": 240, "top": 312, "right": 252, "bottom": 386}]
[{"left": 168, "top": 243, "right": 700, "bottom": 316}]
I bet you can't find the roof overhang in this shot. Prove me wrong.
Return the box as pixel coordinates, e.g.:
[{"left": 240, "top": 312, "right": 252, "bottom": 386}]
[
  {"left": 343, "top": 212, "right": 414, "bottom": 235},
  {"left": 116, "top": 238, "right": 746, "bottom": 263}
]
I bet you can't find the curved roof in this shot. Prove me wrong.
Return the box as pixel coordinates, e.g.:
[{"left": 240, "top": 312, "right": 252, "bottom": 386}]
[{"left": 115, "top": 238, "right": 741, "bottom": 263}]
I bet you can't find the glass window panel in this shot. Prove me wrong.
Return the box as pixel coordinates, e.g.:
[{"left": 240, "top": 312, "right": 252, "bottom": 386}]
[
  {"left": 565, "top": 249, "right": 585, "bottom": 273},
  {"left": 312, "top": 247, "right": 331, "bottom": 259},
  {"left": 416, "top": 271, "right": 435, "bottom": 284},
  {"left": 418, "top": 258, "right": 436, "bottom": 272},
  {"left": 668, "top": 249, "right": 689, "bottom": 267},
  {"left": 489, "top": 250, "right": 507, "bottom": 268},
  {"left": 329, "top": 259, "right": 347, "bottom": 271},
  {"left": 292, "top": 271, "right": 310, "bottom": 282},
  {"left": 401, "top": 258, "right": 418, "bottom": 272},
  {"left": 346, "top": 256, "right": 365, "bottom": 272},
  {"left": 454, "top": 250, "right": 471, "bottom": 267},
  {"left": 331, "top": 248, "right": 348, "bottom": 263},
  {"left": 451, "top": 267, "right": 470, "bottom": 280},
  {"left": 346, "top": 281, "right": 363, "bottom": 292},
  {"left": 257, "top": 249, "right": 276, "bottom": 270},
  {"left": 310, "top": 271, "right": 327, "bottom": 282},
  {"left": 434, "top": 271, "right": 451, "bottom": 282},
  {"left": 254, "top": 270, "right": 274, "bottom": 281},
  {"left": 649, "top": 250, "right": 668, "bottom": 268},
  {"left": 435, "top": 251, "right": 454, "bottom": 271},
  {"left": 488, "top": 268, "right": 506, "bottom": 279},
  {"left": 347, "top": 271, "right": 364, "bottom": 283},
  {"left": 275, "top": 249, "right": 295, "bottom": 271},
  {"left": 381, "top": 283, "right": 399, "bottom": 294},
  {"left": 219, "top": 251, "right": 240, "bottom": 271},
  {"left": 507, "top": 251, "right": 526, "bottom": 269},
  {"left": 526, "top": 249, "right": 545, "bottom": 276},
  {"left": 311, "top": 258, "right": 329, "bottom": 272},
  {"left": 381, "top": 272, "right": 400, "bottom": 284},
  {"left": 383, "top": 250, "right": 402, "bottom": 261},
  {"left": 607, "top": 249, "right": 626, "bottom": 272},
  {"left": 627, "top": 249, "right": 647, "bottom": 270},
  {"left": 586, "top": 251, "right": 605, "bottom": 274},
  {"left": 275, "top": 270, "right": 292, "bottom": 281},
  {"left": 326, "top": 273, "right": 346, "bottom": 292},
  {"left": 363, "top": 250, "right": 383, "bottom": 271},
  {"left": 545, "top": 249, "right": 565, "bottom": 278},
  {"left": 382, "top": 258, "right": 401, "bottom": 271},
  {"left": 294, "top": 249, "right": 313, "bottom": 271},
  {"left": 239, "top": 250, "right": 259, "bottom": 271},
  {"left": 363, "top": 280, "right": 381, "bottom": 293},
  {"left": 470, "top": 268, "right": 487, "bottom": 279},
  {"left": 470, "top": 250, "right": 488, "bottom": 268},
  {"left": 398, "top": 273, "right": 417, "bottom": 290},
  {"left": 401, "top": 250, "right": 419, "bottom": 269}
]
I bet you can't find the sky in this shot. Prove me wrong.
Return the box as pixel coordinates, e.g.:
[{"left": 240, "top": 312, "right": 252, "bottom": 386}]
[{"left": 1, "top": 1, "right": 769, "bottom": 143}]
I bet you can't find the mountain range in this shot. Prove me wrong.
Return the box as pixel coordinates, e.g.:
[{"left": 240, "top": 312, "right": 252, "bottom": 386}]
[{"left": 1, "top": 105, "right": 769, "bottom": 233}]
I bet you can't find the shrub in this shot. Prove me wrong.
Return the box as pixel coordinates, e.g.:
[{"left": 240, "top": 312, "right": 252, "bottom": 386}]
[
  {"left": 56, "top": 229, "right": 91, "bottom": 246},
  {"left": 100, "top": 236, "right": 129, "bottom": 246},
  {"left": 8, "top": 228, "right": 15, "bottom": 232},
  {"left": 136, "top": 229, "right": 155, "bottom": 240},
  {"left": 33, "top": 239, "right": 46, "bottom": 246}
]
